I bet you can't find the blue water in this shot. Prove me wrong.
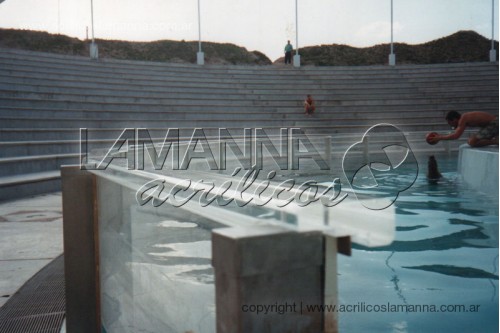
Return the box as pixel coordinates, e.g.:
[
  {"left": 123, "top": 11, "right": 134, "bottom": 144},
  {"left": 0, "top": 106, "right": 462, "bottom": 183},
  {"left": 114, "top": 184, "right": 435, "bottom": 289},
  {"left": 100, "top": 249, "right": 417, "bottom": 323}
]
[
  {"left": 338, "top": 156, "right": 499, "bottom": 333},
  {"left": 100, "top": 154, "right": 498, "bottom": 333}
]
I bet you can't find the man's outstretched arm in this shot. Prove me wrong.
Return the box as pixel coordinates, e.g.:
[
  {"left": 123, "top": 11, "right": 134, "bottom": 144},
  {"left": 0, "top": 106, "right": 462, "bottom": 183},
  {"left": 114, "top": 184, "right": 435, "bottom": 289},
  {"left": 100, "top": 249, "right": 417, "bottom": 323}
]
[{"left": 430, "top": 118, "right": 466, "bottom": 144}]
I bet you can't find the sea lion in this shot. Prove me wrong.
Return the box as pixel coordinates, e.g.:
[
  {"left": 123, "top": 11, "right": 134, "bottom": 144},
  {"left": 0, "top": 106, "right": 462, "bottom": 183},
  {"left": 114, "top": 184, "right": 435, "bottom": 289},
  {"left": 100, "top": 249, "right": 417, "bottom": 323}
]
[{"left": 427, "top": 155, "right": 442, "bottom": 184}]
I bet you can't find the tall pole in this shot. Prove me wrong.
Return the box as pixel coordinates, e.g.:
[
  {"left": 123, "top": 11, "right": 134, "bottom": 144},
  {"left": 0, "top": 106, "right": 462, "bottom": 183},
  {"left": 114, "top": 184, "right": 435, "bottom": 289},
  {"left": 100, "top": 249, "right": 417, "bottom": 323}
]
[
  {"left": 90, "top": 0, "right": 95, "bottom": 43},
  {"left": 490, "top": 0, "right": 497, "bottom": 62},
  {"left": 389, "top": 0, "right": 396, "bottom": 66},
  {"left": 89, "top": 0, "right": 98, "bottom": 59},
  {"left": 390, "top": 0, "right": 393, "bottom": 55},
  {"left": 198, "top": 0, "right": 202, "bottom": 53},
  {"left": 492, "top": 0, "right": 495, "bottom": 50},
  {"left": 295, "top": 0, "right": 299, "bottom": 55},
  {"left": 197, "top": 0, "right": 204, "bottom": 65},
  {"left": 293, "top": 0, "right": 301, "bottom": 67},
  {"left": 58, "top": 0, "right": 61, "bottom": 34}
]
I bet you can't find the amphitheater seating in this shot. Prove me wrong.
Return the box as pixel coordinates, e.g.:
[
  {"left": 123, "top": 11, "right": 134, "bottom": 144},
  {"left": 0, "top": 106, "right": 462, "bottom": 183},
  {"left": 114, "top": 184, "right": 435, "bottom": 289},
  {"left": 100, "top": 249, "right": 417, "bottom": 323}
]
[{"left": 0, "top": 47, "right": 497, "bottom": 200}]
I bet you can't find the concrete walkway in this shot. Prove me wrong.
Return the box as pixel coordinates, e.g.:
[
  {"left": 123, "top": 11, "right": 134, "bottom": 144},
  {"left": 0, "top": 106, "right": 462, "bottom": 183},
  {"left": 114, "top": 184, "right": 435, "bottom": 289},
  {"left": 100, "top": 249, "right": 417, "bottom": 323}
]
[{"left": 0, "top": 192, "right": 63, "bottom": 308}]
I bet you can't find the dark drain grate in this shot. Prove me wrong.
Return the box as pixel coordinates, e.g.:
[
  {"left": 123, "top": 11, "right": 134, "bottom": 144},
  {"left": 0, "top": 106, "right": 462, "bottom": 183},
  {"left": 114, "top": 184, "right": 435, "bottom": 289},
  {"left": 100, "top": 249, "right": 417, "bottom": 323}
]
[{"left": 0, "top": 255, "right": 65, "bottom": 333}]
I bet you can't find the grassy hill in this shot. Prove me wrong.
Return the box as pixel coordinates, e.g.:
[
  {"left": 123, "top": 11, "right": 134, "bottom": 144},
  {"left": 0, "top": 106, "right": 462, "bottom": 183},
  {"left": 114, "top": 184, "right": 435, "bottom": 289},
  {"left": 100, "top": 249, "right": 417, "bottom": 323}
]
[
  {"left": 0, "top": 28, "right": 272, "bottom": 65},
  {"left": 278, "top": 31, "right": 498, "bottom": 66},
  {"left": 0, "top": 28, "right": 497, "bottom": 66}
]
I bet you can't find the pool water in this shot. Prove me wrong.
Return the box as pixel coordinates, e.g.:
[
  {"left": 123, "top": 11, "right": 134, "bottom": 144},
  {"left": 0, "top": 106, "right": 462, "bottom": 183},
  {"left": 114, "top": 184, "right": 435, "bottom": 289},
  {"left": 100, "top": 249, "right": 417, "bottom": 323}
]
[
  {"left": 99, "top": 154, "right": 498, "bottom": 333},
  {"left": 337, "top": 156, "right": 499, "bottom": 333}
]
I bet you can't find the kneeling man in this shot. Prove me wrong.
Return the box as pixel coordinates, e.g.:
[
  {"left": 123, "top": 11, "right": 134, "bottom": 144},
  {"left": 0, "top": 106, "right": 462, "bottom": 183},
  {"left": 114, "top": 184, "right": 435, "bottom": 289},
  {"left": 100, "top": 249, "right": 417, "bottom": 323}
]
[{"left": 429, "top": 111, "right": 498, "bottom": 147}]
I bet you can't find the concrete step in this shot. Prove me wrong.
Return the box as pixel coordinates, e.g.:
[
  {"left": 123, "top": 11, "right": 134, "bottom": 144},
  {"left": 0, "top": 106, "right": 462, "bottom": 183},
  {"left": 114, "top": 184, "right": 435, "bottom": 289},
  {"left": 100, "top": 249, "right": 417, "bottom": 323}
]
[
  {"left": 0, "top": 91, "right": 495, "bottom": 109},
  {"left": 0, "top": 113, "right": 451, "bottom": 130},
  {"left": 301, "top": 122, "right": 450, "bottom": 135},
  {"left": 0, "top": 105, "right": 467, "bottom": 120},
  {"left": 0, "top": 137, "right": 176, "bottom": 158},
  {"left": 0, "top": 72, "right": 429, "bottom": 99},
  {"left": 0, "top": 75, "right": 425, "bottom": 95},
  {"left": 0, "top": 84, "right": 429, "bottom": 102},
  {"left": 0, "top": 153, "right": 79, "bottom": 177},
  {"left": 415, "top": 85, "right": 499, "bottom": 93},
  {"left": 0, "top": 130, "right": 469, "bottom": 159},
  {"left": 398, "top": 68, "right": 498, "bottom": 77},
  {"left": 5, "top": 51, "right": 490, "bottom": 81},
  {"left": 0, "top": 140, "right": 80, "bottom": 158},
  {"left": 0, "top": 120, "right": 454, "bottom": 141},
  {"left": 415, "top": 91, "right": 499, "bottom": 99},
  {"left": 0, "top": 139, "right": 112, "bottom": 158},
  {"left": 0, "top": 47, "right": 496, "bottom": 76},
  {"left": 0, "top": 128, "right": 84, "bottom": 141},
  {"left": 0, "top": 128, "right": 204, "bottom": 142},
  {"left": 0, "top": 59, "right": 411, "bottom": 83},
  {"left": 0, "top": 171, "right": 62, "bottom": 201},
  {"left": 405, "top": 78, "right": 498, "bottom": 87},
  {"left": 0, "top": 69, "right": 431, "bottom": 95},
  {"left": 396, "top": 62, "right": 497, "bottom": 71},
  {"left": 0, "top": 106, "right": 290, "bottom": 120},
  {"left": 0, "top": 117, "right": 301, "bottom": 128},
  {"left": 0, "top": 48, "right": 423, "bottom": 76},
  {"left": 321, "top": 102, "right": 498, "bottom": 112},
  {"left": 0, "top": 97, "right": 496, "bottom": 116}
]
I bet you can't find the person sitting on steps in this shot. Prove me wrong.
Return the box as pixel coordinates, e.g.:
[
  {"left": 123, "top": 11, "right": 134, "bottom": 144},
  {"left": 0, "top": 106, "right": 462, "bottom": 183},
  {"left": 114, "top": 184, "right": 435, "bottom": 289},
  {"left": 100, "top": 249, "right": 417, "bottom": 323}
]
[{"left": 304, "top": 95, "right": 315, "bottom": 116}]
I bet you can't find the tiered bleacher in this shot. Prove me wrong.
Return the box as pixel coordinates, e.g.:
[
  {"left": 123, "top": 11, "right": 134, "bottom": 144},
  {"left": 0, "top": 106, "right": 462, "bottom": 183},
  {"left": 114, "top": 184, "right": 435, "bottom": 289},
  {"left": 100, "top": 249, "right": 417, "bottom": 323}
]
[{"left": 0, "top": 47, "right": 498, "bottom": 200}]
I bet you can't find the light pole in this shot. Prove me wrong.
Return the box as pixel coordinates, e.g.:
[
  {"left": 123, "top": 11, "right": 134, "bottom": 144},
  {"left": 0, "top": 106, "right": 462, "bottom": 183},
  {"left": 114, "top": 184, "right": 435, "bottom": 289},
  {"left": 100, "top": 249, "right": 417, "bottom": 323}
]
[
  {"left": 89, "top": 0, "right": 98, "bottom": 59},
  {"left": 58, "top": 0, "right": 61, "bottom": 34},
  {"left": 293, "top": 0, "right": 301, "bottom": 67},
  {"left": 388, "top": 0, "right": 396, "bottom": 66},
  {"left": 197, "top": 0, "right": 204, "bottom": 65},
  {"left": 490, "top": 0, "right": 497, "bottom": 62}
]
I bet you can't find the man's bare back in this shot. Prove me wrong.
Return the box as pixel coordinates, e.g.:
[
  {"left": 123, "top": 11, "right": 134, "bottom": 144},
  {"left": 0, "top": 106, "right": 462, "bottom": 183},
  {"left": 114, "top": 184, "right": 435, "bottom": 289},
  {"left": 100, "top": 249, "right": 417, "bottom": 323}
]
[{"left": 457, "top": 111, "right": 497, "bottom": 128}]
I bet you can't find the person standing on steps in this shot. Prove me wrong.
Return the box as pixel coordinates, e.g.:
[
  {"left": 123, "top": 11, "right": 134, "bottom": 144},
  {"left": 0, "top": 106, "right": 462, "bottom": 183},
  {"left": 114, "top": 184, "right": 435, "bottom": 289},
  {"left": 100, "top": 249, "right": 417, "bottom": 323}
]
[{"left": 284, "top": 40, "right": 293, "bottom": 64}]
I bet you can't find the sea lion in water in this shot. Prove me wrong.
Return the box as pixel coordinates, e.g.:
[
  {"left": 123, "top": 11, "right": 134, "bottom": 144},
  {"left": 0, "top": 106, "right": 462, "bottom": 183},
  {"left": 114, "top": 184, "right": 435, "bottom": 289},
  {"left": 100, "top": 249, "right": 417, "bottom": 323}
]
[{"left": 427, "top": 155, "right": 442, "bottom": 184}]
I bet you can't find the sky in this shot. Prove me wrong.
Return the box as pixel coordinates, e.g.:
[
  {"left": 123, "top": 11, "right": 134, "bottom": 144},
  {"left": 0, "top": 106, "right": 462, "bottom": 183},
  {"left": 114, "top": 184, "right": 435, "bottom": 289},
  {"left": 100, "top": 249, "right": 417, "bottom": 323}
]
[{"left": 0, "top": 0, "right": 498, "bottom": 61}]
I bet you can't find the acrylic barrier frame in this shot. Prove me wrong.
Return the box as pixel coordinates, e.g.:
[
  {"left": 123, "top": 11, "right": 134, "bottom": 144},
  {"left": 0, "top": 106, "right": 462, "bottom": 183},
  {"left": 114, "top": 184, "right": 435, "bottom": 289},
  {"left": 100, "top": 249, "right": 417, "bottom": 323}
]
[{"left": 62, "top": 147, "right": 395, "bottom": 333}]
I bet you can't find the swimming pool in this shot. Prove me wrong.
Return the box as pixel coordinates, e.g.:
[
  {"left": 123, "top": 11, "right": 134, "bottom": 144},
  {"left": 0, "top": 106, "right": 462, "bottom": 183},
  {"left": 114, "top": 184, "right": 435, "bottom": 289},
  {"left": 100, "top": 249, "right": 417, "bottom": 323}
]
[
  {"left": 337, "top": 155, "right": 499, "bottom": 333},
  {"left": 97, "top": 154, "right": 498, "bottom": 333}
]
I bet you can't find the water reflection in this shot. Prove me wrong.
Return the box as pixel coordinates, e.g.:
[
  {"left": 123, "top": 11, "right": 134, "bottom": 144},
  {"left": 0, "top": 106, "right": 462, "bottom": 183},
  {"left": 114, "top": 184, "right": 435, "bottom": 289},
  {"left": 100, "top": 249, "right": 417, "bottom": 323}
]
[
  {"left": 402, "top": 264, "right": 498, "bottom": 280},
  {"left": 354, "top": 218, "right": 496, "bottom": 252},
  {"left": 99, "top": 182, "right": 220, "bottom": 333},
  {"left": 338, "top": 161, "right": 499, "bottom": 333}
]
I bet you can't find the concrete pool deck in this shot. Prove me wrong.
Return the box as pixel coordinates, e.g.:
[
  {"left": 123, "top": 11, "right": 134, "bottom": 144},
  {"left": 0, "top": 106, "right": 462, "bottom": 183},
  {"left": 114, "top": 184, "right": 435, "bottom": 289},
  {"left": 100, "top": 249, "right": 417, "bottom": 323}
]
[{"left": 0, "top": 192, "right": 64, "bottom": 332}]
